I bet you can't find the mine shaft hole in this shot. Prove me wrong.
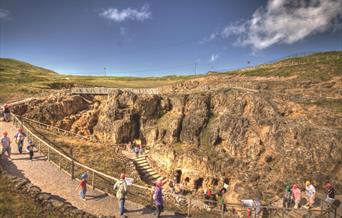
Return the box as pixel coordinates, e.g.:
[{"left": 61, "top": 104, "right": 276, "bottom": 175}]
[{"left": 194, "top": 177, "right": 203, "bottom": 190}]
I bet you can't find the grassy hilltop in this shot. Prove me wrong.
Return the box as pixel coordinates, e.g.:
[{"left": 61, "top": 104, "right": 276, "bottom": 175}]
[{"left": 0, "top": 51, "right": 341, "bottom": 103}]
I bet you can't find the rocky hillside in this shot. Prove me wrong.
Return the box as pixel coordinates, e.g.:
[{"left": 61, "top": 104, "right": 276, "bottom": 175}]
[{"left": 12, "top": 51, "right": 342, "bottom": 204}]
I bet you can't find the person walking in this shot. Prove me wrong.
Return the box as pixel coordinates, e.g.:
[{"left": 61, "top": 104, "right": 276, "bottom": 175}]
[
  {"left": 3, "top": 104, "right": 10, "bottom": 122},
  {"left": 27, "top": 140, "right": 35, "bottom": 161},
  {"left": 113, "top": 173, "right": 128, "bottom": 218},
  {"left": 14, "top": 128, "right": 26, "bottom": 154},
  {"left": 76, "top": 172, "right": 88, "bottom": 201},
  {"left": 1, "top": 131, "right": 12, "bottom": 160},
  {"left": 283, "top": 184, "right": 292, "bottom": 209},
  {"left": 153, "top": 178, "right": 164, "bottom": 218},
  {"left": 324, "top": 182, "right": 336, "bottom": 204},
  {"left": 305, "top": 181, "right": 316, "bottom": 208},
  {"left": 291, "top": 184, "right": 301, "bottom": 209}
]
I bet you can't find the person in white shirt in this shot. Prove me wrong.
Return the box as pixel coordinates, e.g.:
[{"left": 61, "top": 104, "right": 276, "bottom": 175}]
[{"left": 305, "top": 181, "right": 316, "bottom": 208}]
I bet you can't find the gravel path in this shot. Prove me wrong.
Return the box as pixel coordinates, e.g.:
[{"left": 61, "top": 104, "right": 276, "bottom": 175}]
[{"left": 0, "top": 120, "right": 181, "bottom": 218}]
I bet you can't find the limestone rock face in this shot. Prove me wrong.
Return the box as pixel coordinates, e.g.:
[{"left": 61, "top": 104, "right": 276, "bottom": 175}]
[{"left": 14, "top": 79, "right": 342, "bottom": 203}]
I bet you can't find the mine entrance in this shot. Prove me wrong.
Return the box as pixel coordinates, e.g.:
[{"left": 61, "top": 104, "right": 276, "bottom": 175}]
[
  {"left": 194, "top": 177, "right": 203, "bottom": 190},
  {"left": 131, "top": 114, "right": 141, "bottom": 140},
  {"left": 174, "top": 169, "right": 182, "bottom": 184}
]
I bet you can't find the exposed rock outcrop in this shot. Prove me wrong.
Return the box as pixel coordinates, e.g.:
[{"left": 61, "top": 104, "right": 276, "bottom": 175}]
[{"left": 13, "top": 76, "right": 342, "bottom": 204}]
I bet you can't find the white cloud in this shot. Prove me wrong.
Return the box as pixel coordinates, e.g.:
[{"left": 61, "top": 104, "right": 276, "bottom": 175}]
[
  {"left": 222, "top": 0, "right": 342, "bottom": 50},
  {"left": 210, "top": 54, "right": 220, "bottom": 62},
  {"left": 200, "top": 32, "right": 218, "bottom": 44},
  {"left": 100, "top": 4, "right": 151, "bottom": 22},
  {"left": 120, "top": 27, "right": 127, "bottom": 36},
  {"left": 0, "top": 9, "right": 9, "bottom": 20}
]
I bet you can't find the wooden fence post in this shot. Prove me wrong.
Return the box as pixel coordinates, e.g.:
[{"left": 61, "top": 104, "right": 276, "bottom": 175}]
[
  {"left": 70, "top": 148, "right": 74, "bottom": 180},
  {"left": 47, "top": 146, "right": 50, "bottom": 161},
  {"left": 59, "top": 156, "right": 61, "bottom": 170},
  {"left": 92, "top": 171, "right": 95, "bottom": 190},
  {"left": 187, "top": 197, "right": 191, "bottom": 217},
  {"left": 320, "top": 200, "right": 323, "bottom": 216},
  {"left": 150, "top": 190, "right": 154, "bottom": 207}
]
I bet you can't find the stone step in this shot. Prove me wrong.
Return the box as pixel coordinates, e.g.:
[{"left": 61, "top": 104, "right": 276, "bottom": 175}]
[
  {"left": 142, "top": 170, "right": 158, "bottom": 176},
  {"left": 135, "top": 161, "right": 148, "bottom": 165},
  {"left": 151, "top": 176, "right": 167, "bottom": 183},
  {"left": 140, "top": 168, "right": 154, "bottom": 173},
  {"left": 132, "top": 155, "right": 147, "bottom": 160},
  {"left": 136, "top": 165, "right": 151, "bottom": 170},
  {"left": 147, "top": 174, "right": 162, "bottom": 180},
  {"left": 136, "top": 162, "right": 149, "bottom": 167},
  {"left": 133, "top": 159, "right": 147, "bottom": 163}
]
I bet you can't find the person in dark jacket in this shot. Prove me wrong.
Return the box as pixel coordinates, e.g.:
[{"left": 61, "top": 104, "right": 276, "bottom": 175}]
[
  {"left": 153, "top": 179, "right": 164, "bottom": 218},
  {"left": 324, "top": 182, "right": 336, "bottom": 204}
]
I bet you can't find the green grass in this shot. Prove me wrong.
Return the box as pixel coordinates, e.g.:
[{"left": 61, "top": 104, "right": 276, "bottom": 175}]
[
  {"left": 1, "top": 51, "right": 341, "bottom": 103},
  {"left": 0, "top": 58, "right": 197, "bottom": 103},
  {"left": 218, "top": 51, "right": 342, "bottom": 80},
  {"left": 0, "top": 174, "right": 63, "bottom": 218}
]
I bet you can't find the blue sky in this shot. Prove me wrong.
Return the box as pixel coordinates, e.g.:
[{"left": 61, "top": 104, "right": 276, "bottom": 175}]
[{"left": 0, "top": 0, "right": 341, "bottom": 76}]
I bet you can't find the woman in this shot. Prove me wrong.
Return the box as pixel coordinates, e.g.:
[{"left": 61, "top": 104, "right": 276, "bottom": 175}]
[
  {"left": 291, "top": 184, "right": 301, "bottom": 209},
  {"left": 153, "top": 179, "right": 164, "bottom": 218}
]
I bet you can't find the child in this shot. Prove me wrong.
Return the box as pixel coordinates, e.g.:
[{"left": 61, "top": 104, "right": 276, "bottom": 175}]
[
  {"left": 76, "top": 173, "right": 88, "bottom": 201},
  {"left": 134, "top": 145, "right": 140, "bottom": 157},
  {"left": 26, "top": 140, "right": 35, "bottom": 161}
]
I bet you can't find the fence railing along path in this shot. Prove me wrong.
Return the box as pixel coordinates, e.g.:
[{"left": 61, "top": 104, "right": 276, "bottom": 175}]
[
  {"left": 10, "top": 113, "right": 341, "bottom": 217},
  {"left": 11, "top": 114, "right": 157, "bottom": 206}
]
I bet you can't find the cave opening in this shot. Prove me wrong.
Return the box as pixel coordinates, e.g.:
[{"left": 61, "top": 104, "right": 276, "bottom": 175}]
[
  {"left": 174, "top": 169, "right": 182, "bottom": 184},
  {"left": 212, "top": 178, "right": 219, "bottom": 186},
  {"left": 131, "top": 114, "right": 141, "bottom": 141},
  {"left": 194, "top": 177, "right": 203, "bottom": 190}
]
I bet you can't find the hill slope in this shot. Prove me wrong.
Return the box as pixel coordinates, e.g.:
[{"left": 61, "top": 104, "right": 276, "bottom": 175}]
[{"left": 1, "top": 51, "right": 341, "bottom": 104}]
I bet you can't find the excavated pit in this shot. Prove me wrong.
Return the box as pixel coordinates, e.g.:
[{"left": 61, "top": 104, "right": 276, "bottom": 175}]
[{"left": 12, "top": 78, "right": 342, "bottom": 204}]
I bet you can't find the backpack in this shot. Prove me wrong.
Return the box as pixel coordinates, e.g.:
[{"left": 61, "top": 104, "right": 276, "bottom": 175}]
[{"left": 116, "top": 181, "right": 127, "bottom": 200}]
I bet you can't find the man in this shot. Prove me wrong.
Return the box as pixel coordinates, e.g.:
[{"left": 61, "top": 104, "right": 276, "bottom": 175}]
[
  {"left": 14, "top": 128, "right": 26, "bottom": 154},
  {"left": 113, "top": 173, "right": 128, "bottom": 218},
  {"left": 305, "top": 181, "right": 316, "bottom": 208},
  {"left": 3, "top": 104, "right": 10, "bottom": 122},
  {"left": 324, "top": 182, "right": 336, "bottom": 204},
  {"left": 153, "top": 179, "right": 164, "bottom": 218},
  {"left": 1, "top": 131, "right": 12, "bottom": 160},
  {"left": 283, "top": 184, "right": 292, "bottom": 209}
]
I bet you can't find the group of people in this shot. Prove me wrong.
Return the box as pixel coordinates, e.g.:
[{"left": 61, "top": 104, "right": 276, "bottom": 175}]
[
  {"left": 283, "top": 181, "right": 337, "bottom": 209},
  {"left": 76, "top": 172, "right": 165, "bottom": 218},
  {"left": 127, "top": 140, "right": 144, "bottom": 157},
  {"left": 1, "top": 128, "right": 35, "bottom": 161}
]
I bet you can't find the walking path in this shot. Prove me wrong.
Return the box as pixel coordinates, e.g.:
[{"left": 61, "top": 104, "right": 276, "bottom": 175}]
[{"left": 0, "top": 120, "right": 182, "bottom": 218}]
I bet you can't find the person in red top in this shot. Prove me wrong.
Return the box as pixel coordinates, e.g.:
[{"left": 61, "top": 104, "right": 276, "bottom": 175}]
[
  {"left": 76, "top": 173, "right": 88, "bottom": 201},
  {"left": 291, "top": 184, "right": 301, "bottom": 209}
]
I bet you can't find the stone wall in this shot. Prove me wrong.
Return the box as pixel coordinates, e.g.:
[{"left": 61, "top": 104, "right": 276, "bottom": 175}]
[{"left": 0, "top": 165, "right": 99, "bottom": 218}]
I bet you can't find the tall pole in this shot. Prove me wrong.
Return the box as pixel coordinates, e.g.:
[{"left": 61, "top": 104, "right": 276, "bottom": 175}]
[
  {"left": 104, "top": 67, "right": 107, "bottom": 77},
  {"left": 194, "top": 63, "right": 197, "bottom": 75}
]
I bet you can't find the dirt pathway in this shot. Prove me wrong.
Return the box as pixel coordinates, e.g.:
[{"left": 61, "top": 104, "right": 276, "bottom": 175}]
[{"left": 0, "top": 120, "right": 181, "bottom": 218}]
